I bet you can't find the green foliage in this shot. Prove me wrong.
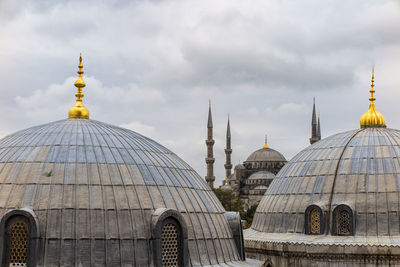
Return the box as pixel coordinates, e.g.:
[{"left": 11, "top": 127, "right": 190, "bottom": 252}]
[
  {"left": 212, "top": 188, "right": 244, "bottom": 213},
  {"left": 241, "top": 204, "right": 258, "bottom": 228},
  {"left": 212, "top": 188, "right": 258, "bottom": 229}
]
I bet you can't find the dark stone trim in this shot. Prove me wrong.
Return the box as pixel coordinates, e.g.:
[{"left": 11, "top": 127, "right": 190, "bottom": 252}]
[
  {"left": 332, "top": 204, "right": 354, "bottom": 236},
  {"left": 225, "top": 211, "right": 245, "bottom": 260},
  {"left": 0, "top": 208, "right": 40, "bottom": 267},
  {"left": 245, "top": 246, "right": 400, "bottom": 263},
  {"left": 304, "top": 205, "right": 325, "bottom": 235},
  {"left": 151, "top": 208, "right": 188, "bottom": 267}
]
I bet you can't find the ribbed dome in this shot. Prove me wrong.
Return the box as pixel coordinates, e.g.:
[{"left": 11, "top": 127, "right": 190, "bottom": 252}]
[
  {"left": 245, "top": 148, "right": 286, "bottom": 163},
  {"left": 0, "top": 119, "right": 246, "bottom": 266},
  {"left": 251, "top": 127, "right": 400, "bottom": 239}
]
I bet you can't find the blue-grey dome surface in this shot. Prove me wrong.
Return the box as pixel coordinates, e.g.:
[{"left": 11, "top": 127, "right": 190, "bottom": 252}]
[
  {"left": 251, "top": 127, "right": 400, "bottom": 240},
  {"left": 0, "top": 119, "right": 257, "bottom": 266}
]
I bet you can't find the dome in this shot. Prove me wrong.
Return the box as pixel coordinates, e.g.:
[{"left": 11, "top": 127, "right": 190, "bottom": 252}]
[
  {"left": 0, "top": 118, "right": 250, "bottom": 266},
  {"left": 247, "top": 171, "right": 275, "bottom": 180},
  {"left": 245, "top": 148, "right": 286, "bottom": 163},
  {"left": 249, "top": 127, "right": 400, "bottom": 243},
  {"left": 235, "top": 163, "right": 245, "bottom": 170}
]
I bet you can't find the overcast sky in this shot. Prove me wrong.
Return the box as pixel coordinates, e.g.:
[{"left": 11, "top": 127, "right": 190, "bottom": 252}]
[{"left": 1, "top": 0, "right": 400, "bottom": 186}]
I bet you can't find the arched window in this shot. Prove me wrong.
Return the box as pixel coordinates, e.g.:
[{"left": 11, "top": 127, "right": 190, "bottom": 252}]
[
  {"left": 332, "top": 204, "right": 354, "bottom": 236},
  {"left": 152, "top": 208, "right": 188, "bottom": 267},
  {"left": 0, "top": 209, "right": 39, "bottom": 267},
  {"left": 161, "top": 218, "right": 181, "bottom": 266},
  {"left": 6, "top": 216, "right": 29, "bottom": 266},
  {"left": 305, "top": 205, "right": 324, "bottom": 235}
]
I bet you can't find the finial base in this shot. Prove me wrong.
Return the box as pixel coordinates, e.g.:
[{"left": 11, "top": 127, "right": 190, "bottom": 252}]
[{"left": 68, "top": 102, "right": 89, "bottom": 119}]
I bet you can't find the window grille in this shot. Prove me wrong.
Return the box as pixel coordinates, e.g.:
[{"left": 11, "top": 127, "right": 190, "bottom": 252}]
[
  {"left": 7, "top": 219, "right": 29, "bottom": 267},
  {"left": 338, "top": 209, "right": 350, "bottom": 235},
  {"left": 161, "top": 222, "right": 179, "bottom": 267},
  {"left": 309, "top": 208, "right": 320, "bottom": 234}
]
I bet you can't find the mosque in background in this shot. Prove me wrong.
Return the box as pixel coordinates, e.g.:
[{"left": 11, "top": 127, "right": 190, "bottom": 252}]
[
  {"left": 207, "top": 98, "right": 322, "bottom": 209},
  {"left": 0, "top": 55, "right": 260, "bottom": 266},
  {"left": 244, "top": 69, "right": 400, "bottom": 266}
]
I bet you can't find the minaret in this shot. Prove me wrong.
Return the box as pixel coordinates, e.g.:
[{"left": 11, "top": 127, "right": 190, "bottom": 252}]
[
  {"left": 69, "top": 54, "right": 90, "bottom": 119},
  {"left": 224, "top": 114, "right": 232, "bottom": 184},
  {"left": 205, "top": 101, "right": 215, "bottom": 188},
  {"left": 317, "top": 112, "right": 321, "bottom": 140},
  {"left": 310, "top": 97, "right": 320, "bottom": 144}
]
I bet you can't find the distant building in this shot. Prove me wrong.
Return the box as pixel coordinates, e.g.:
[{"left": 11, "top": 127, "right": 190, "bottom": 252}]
[{"left": 211, "top": 99, "right": 321, "bottom": 209}]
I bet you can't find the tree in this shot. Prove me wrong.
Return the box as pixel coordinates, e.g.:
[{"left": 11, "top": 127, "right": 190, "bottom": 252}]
[
  {"left": 212, "top": 188, "right": 244, "bottom": 213},
  {"left": 241, "top": 204, "right": 258, "bottom": 228}
]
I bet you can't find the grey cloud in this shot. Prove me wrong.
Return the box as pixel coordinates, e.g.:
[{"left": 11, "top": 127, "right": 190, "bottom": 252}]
[{"left": 0, "top": 0, "right": 400, "bottom": 185}]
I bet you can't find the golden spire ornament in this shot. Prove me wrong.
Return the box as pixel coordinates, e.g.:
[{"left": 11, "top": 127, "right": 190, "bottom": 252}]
[
  {"left": 360, "top": 67, "right": 386, "bottom": 128},
  {"left": 68, "top": 53, "right": 90, "bottom": 119},
  {"left": 263, "top": 135, "right": 269, "bottom": 149}
]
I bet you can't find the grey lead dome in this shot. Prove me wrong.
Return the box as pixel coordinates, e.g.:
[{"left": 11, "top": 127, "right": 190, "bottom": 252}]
[
  {"left": 251, "top": 127, "right": 400, "bottom": 239},
  {"left": 0, "top": 118, "right": 254, "bottom": 266},
  {"left": 245, "top": 148, "right": 286, "bottom": 163}
]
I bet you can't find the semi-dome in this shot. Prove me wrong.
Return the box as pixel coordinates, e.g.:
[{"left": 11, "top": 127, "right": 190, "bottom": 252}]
[
  {"left": 0, "top": 55, "right": 260, "bottom": 266},
  {"left": 247, "top": 171, "right": 275, "bottom": 181}
]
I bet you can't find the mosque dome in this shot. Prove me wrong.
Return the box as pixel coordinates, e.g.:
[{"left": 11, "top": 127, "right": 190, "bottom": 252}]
[
  {"left": 245, "top": 148, "right": 286, "bottom": 163},
  {"left": 244, "top": 70, "right": 400, "bottom": 266},
  {"left": 247, "top": 171, "right": 275, "bottom": 181},
  {"left": 0, "top": 56, "right": 258, "bottom": 266},
  {"left": 244, "top": 138, "right": 286, "bottom": 174}
]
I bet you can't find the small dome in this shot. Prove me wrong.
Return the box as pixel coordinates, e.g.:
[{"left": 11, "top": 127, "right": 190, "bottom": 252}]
[
  {"left": 245, "top": 147, "right": 286, "bottom": 163},
  {"left": 247, "top": 171, "right": 275, "bottom": 180},
  {"left": 253, "top": 185, "right": 268, "bottom": 190},
  {"left": 235, "top": 163, "right": 245, "bottom": 169}
]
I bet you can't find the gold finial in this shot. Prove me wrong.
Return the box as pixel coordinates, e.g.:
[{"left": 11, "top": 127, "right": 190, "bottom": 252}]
[
  {"left": 225, "top": 176, "right": 229, "bottom": 185},
  {"left": 263, "top": 135, "right": 269, "bottom": 149},
  {"left": 68, "top": 53, "right": 90, "bottom": 119},
  {"left": 360, "top": 67, "right": 386, "bottom": 128}
]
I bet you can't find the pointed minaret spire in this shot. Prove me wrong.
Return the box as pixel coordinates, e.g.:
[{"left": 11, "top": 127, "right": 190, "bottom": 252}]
[
  {"left": 224, "top": 114, "right": 232, "bottom": 184},
  {"left": 317, "top": 112, "right": 321, "bottom": 139},
  {"left": 205, "top": 101, "right": 215, "bottom": 188},
  {"left": 310, "top": 97, "right": 319, "bottom": 144},
  {"left": 207, "top": 99, "right": 213, "bottom": 128}
]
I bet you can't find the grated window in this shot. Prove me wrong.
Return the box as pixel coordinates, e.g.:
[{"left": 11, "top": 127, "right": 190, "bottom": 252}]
[
  {"left": 338, "top": 209, "right": 350, "bottom": 235},
  {"left": 161, "top": 222, "right": 179, "bottom": 267},
  {"left": 7, "top": 219, "right": 29, "bottom": 267},
  {"left": 309, "top": 208, "right": 320, "bottom": 234}
]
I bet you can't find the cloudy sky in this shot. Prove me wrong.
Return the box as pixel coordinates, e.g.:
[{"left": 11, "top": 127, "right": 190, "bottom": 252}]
[{"left": 1, "top": 0, "right": 400, "bottom": 186}]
